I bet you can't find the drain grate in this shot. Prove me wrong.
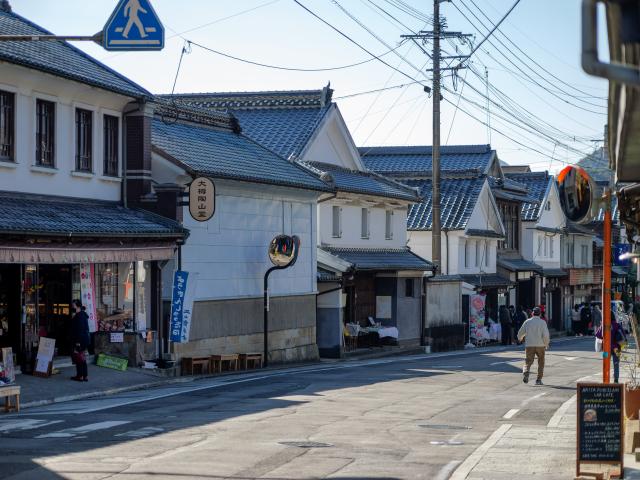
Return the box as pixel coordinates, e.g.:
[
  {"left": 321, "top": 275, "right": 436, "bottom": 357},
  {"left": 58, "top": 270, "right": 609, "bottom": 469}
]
[
  {"left": 279, "top": 441, "right": 333, "bottom": 448},
  {"left": 430, "top": 440, "right": 465, "bottom": 446},
  {"left": 419, "top": 424, "right": 472, "bottom": 430}
]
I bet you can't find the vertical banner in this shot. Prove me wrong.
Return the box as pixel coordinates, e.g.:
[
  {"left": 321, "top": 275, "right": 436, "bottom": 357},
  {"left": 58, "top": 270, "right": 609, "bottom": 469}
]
[
  {"left": 170, "top": 270, "right": 196, "bottom": 343},
  {"left": 80, "top": 263, "right": 97, "bottom": 333},
  {"left": 469, "top": 294, "right": 486, "bottom": 340}
]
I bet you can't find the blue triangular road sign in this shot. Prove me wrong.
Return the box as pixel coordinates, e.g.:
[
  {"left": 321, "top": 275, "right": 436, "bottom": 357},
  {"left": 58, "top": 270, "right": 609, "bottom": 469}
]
[{"left": 103, "top": 0, "right": 164, "bottom": 51}]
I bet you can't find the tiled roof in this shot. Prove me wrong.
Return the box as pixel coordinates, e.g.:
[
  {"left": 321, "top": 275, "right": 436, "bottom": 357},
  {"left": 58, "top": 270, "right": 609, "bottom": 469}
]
[
  {"left": 460, "top": 274, "right": 515, "bottom": 288},
  {"left": 319, "top": 246, "right": 433, "bottom": 271},
  {"left": 359, "top": 144, "right": 495, "bottom": 175},
  {"left": 506, "top": 172, "right": 552, "bottom": 221},
  {"left": 300, "top": 161, "right": 419, "bottom": 201},
  {"left": 488, "top": 176, "right": 539, "bottom": 204},
  {"left": 594, "top": 196, "right": 619, "bottom": 223},
  {"left": 0, "top": 9, "right": 149, "bottom": 98},
  {"left": 404, "top": 176, "right": 485, "bottom": 230},
  {"left": 497, "top": 257, "right": 542, "bottom": 272},
  {"left": 159, "top": 89, "right": 333, "bottom": 159},
  {"left": 317, "top": 267, "right": 341, "bottom": 282},
  {"left": 565, "top": 222, "right": 593, "bottom": 236},
  {"left": 542, "top": 268, "right": 567, "bottom": 278},
  {"left": 0, "top": 191, "right": 186, "bottom": 237},
  {"left": 465, "top": 229, "right": 504, "bottom": 239},
  {"left": 151, "top": 116, "right": 330, "bottom": 192}
]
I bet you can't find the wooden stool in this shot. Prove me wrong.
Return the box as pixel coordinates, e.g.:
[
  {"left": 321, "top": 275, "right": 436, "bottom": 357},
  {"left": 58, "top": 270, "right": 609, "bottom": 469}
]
[
  {"left": 210, "top": 354, "right": 239, "bottom": 373},
  {"left": 0, "top": 385, "right": 20, "bottom": 413},
  {"left": 239, "top": 353, "right": 263, "bottom": 370},
  {"left": 181, "top": 356, "right": 210, "bottom": 375}
]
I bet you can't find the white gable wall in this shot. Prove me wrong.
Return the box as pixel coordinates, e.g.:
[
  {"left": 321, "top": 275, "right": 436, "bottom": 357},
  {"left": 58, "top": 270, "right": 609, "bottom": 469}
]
[
  {"left": 0, "top": 62, "right": 131, "bottom": 201},
  {"left": 522, "top": 181, "right": 564, "bottom": 268}
]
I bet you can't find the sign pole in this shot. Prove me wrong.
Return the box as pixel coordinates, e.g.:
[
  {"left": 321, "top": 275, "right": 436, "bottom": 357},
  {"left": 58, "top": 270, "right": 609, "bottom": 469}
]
[{"left": 603, "top": 189, "right": 612, "bottom": 384}]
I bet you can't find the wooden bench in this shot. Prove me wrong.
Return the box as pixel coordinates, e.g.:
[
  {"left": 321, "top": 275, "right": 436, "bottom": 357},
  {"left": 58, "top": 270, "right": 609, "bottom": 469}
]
[
  {"left": 210, "top": 354, "right": 239, "bottom": 373},
  {"left": 181, "top": 356, "right": 210, "bottom": 375},
  {"left": 0, "top": 385, "right": 20, "bottom": 413},
  {"left": 239, "top": 353, "right": 263, "bottom": 370}
]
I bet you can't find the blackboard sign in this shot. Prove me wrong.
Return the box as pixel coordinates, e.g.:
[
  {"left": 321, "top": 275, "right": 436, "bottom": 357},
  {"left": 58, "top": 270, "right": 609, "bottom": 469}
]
[{"left": 577, "top": 383, "right": 623, "bottom": 466}]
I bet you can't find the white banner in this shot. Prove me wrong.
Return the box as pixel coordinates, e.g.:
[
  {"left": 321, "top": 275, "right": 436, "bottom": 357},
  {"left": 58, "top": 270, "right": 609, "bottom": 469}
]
[{"left": 80, "top": 263, "right": 98, "bottom": 333}]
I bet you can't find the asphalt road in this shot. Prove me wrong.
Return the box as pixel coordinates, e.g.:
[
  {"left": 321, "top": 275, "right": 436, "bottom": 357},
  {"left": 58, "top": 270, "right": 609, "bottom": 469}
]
[{"left": 0, "top": 337, "right": 598, "bottom": 480}]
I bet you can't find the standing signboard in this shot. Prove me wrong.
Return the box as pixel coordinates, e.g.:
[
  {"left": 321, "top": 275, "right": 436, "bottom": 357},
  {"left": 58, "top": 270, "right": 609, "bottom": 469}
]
[
  {"left": 576, "top": 382, "right": 624, "bottom": 478},
  {"left": 170, "top": 271, "right": 198, "bottom": 343},
  {"left": 34, "top": 337, "right": 56, "bottom": 377},
  {"left": 80, "top": 263, "right": 98, "bottom": 332}
]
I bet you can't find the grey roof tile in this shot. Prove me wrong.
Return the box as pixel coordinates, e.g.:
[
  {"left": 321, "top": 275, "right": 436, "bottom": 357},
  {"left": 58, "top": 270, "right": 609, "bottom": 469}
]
[
  {"left": 0, "top": 191, "right": 186, "bottom": 237},
  {"left": 505, "top": 172, "right": 552, "bottom": 221},
  {"left": 0, "top": 9, "right": 149, "bottom": 98},
  {"left": 320, "top": 246, "right": 433, "bottom": 271},
  {"left": 497, "top": 257, "right": 542, "bottom": 272},
  {"left": 459, "top": 274, "right": 515, "bottom": 287},
  {"left": 301, "top": 161, "right": 419, "bottom": 201},
  {"left": 359, "top": 144, "right": 494, "bottom": 175},
  {"left": 151, "top": 117, "right": 330, "bottom": 192},
  {"left": 403, "top": 176, "right": 485, "bottom": 230}
]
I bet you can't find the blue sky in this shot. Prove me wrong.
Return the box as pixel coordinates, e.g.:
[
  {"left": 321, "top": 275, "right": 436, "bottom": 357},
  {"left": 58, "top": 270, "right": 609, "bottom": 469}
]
[{"left": 11, "top": 0, "right": 608, "bottom": 171}]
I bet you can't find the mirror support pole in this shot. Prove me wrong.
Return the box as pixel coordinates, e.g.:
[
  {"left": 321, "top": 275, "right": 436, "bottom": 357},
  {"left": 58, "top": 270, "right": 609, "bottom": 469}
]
[
  {"left": 603, "top": 189, "right": 612, "bottom": 383},
  {"left": 263, "top": 264, "right": 287, "bottom": 368}
]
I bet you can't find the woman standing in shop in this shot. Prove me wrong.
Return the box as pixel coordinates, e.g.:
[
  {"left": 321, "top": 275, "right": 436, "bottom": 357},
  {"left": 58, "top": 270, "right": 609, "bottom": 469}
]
[{"left": 70, "top": 299, "right": 90, "bottom": 382}]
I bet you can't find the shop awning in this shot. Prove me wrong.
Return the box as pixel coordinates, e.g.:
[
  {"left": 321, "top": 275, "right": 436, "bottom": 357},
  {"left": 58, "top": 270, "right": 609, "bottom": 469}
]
[
  {"left": 460, "top": 274, "right": 515, "bottom": 288},
  {"left": 612, "top": 266, "right": 628, "bottom": 277},
  {"left": 0, "top": 191, "right": 187, "bottom": 239},
  {"left": 0, "top": 242, "right": 177, "bottom": 264},
  {"left": 497, "top": 257, "right": 542, "bottom": 273},
  {"left": 319, "top": 246, "right": 433, "bottom": 271},
  {"left": 542, "top": 268, "right": 568, "bottom": 278}
]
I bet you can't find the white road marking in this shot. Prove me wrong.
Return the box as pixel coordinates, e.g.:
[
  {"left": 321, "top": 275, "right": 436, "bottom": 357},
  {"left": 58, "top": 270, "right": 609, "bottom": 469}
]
[
  {"left": 36, "top": 420, "right": 131, "bottom": 439},
  {"left": 564, "top": 356, "right": 577, "bottom": 361},
  {"left": 434, "top": 460, "right": 461, "bottom": 480},
  {"left": 0, "top": 419, "right": 63, "bottom": 433},
  {"left": 521, "top": 391, "right": 548, "bottom": 406},
  {"left": 449, "top": 424, "right": 512, "bottom": 480},
  {"left": 503, "top": 409, "right": 519, "bottom": 419},
  {"left": 489, "top": 360, "right": 514, "bottom": 366},
  {"left": 116, "top": 426, "right": 164, "bottom": 439},
  {"left": 547, "top": 395, "right": 576, "bottom": 428}
]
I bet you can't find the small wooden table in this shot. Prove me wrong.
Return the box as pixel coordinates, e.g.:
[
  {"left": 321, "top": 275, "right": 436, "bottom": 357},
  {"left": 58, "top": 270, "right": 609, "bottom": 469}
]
[
  {"left": 210, "top": 354, "right": 239, "bottom": 373},
  {"left": 181, "top": 356, "right": 210, "bottom": 375},
  {"left": 239, "top": 353, "right": 263, "bottom": 370},
  {"left": 0, "top": 385, "right": 20, "bottom": 413}
]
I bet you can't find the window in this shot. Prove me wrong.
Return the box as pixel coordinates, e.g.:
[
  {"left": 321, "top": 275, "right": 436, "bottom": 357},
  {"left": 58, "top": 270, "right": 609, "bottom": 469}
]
[
  {"left": 475, "top": 241, "right": 480, "bottom": 267},
  {"left": 498, "top": 202, "right": 520, "bottom": 250},
  {"left": 545, "top": 201, "right": 551, "bottom": 211},
  {"left": 464, "top": 240, "right": 470, "bottom": 268},
  {"left": 550, "top": 237, "right": 554, "bottom": 257},
  {"left": 0, "top": 90, "right": 14, "bottom": 162},
  {"left": 405, "top": 278, "right": 414, "bottom": 297},
  {"left": 566, "top": 242, "right": 574, "bottom": 265},
  {"left": 75, "top": 108, "right": 92, "bottom": 172},
  {"left": 543, "top": 236, "right": 548, "bottom": 257},
  {"left": 361, "top": 208, "right": 370, "bottom": 239},
  {"left": 385, "top": 210, "right": 393, "bottom": 240},
  {"left": 537, "top": 236, "right": 543, "bottom": 256},
  {"left": 103, "top": 114, "right": 119, "bottom": 176},
  {"left": 36, "top": 99, "right": 55, "bottom": 167},
  {"left": 485, "top": 241, "right": 489, "bottom": 267},
  {"left": 581, "top": 245, "right": 588, "bottom": 266},
  {"left": 332, "top": 206, "right": 341, "bottom": 238}
]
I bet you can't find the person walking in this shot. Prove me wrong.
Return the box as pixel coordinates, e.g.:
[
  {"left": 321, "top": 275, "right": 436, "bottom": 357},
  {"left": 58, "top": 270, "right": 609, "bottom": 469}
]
[
  {"left": 595, "top": 310, "right": 627, "bottom": 383},
  {"left": 571, "top": 304, "right": 581, "bottom": 335},
  {"left": 517, "top": 306, "right": 550, "bottom": 385},
  {"left": 499, "top": 305, "right": 512, "bottom": 346},
  {"left": 514, "top": 306, "right": 527, "bottom": 344},
  {"left": 70, "top": 299, "right": 90, "bottom": 382},
  {"left": 592, "top": 304, "right": 602, "bottom": 332},
  {"left": 580, "top": 303, "right": 592, "bottom": 335}
]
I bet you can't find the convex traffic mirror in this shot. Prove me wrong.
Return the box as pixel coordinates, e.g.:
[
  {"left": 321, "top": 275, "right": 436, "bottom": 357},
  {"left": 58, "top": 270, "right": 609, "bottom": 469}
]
[
  {"left": 268, "top": 235, "right": 300, "bottom": 267},
  {"left": 557, "top": 165, "right": 595, "bottom": 224}
]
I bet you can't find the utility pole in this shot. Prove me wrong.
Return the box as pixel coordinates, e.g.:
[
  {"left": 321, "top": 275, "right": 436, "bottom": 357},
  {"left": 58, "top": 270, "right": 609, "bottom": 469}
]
[{"left": 401, "top": 2, "right": 472, "bottom": 273}]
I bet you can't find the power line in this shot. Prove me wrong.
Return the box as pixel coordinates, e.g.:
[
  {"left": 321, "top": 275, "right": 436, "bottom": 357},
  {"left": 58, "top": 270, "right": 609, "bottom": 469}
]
[{"left": 334, "top": 80, "right": 421, "bottom": 99}]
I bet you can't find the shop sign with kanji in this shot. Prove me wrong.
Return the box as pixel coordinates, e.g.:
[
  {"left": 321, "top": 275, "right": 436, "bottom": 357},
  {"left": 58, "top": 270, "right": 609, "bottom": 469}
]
[{"left": 189, "top": 177, "right": 215, "bottom": 222}]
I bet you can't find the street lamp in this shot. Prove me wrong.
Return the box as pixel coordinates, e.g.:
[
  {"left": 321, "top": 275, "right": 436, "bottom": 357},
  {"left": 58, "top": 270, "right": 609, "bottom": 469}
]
[{"left": 263, "top": 235, "right": 300, "bottom": 367}]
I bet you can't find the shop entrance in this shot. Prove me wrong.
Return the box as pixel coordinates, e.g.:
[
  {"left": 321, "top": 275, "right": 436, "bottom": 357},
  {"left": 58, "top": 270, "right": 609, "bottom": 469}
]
[
  {"left": 38, "top": 265, "right": 72, "bottom": 356},
  {"left": 0, "top": 264, "right": 21, "bottom": 353}
]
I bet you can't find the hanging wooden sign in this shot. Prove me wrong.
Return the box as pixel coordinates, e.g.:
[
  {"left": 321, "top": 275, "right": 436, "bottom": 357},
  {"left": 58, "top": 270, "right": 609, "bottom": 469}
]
[{"left": 189, "top": 177, "right": 215, "bottom": 222}]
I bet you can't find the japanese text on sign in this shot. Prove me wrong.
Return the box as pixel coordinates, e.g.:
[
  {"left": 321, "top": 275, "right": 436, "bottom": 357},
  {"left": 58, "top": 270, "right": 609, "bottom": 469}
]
[{"left": 189, "top": 177, "right": 215, "bottom": 222}]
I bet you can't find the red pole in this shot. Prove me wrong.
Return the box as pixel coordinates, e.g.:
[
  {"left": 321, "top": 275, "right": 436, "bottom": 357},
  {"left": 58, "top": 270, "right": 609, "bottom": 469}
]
[{"left": 603, "top": 190, "right": 612, "bottom": 383}]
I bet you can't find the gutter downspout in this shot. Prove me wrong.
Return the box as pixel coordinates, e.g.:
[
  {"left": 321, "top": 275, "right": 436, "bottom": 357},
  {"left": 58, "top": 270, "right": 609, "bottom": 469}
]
[{"left": 444, "top": 228, "right": 450, "bottom": 275}]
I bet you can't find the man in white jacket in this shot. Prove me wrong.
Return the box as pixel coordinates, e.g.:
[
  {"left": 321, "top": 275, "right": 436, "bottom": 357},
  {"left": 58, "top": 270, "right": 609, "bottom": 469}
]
[{"left": 517, "top": 307, "right": 550, "bottom": 385}]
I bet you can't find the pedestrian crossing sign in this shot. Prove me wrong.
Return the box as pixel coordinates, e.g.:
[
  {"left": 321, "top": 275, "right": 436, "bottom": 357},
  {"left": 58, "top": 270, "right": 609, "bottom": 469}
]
[{"left": 103, "top": 0, "right": 164, "bottom": 51}]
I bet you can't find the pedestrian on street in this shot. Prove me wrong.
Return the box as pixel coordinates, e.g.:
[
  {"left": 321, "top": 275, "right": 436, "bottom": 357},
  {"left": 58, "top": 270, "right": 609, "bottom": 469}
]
[
  {"left": 580, "top": 303, "right": 592, "bottom": 336},
  {"left": 514, "top": 306, "right": 527, "bottom": 344},
  {"left": 517, "top": 306, "right": 550, "bottom": 385},
  {"left": 70, "top": 299, "right": 90, "bottom": 382},
  {"left": 571, "top": 304, "right": 581, "bottom": 335},
  {"left": 592, "top": 304, "right": 602, "bottom": 332},
  {"left": 595, "top": 310, "right": 627, "bottom": 383},
  {"left": 499, "top": 305, "right": 513, "bottom": 345}
]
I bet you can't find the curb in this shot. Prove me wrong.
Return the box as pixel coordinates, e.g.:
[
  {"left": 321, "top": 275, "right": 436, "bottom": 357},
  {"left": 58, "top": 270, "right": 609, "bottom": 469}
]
[{"left": 19, "top": 334, "right": 584, "bottom": 410}]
